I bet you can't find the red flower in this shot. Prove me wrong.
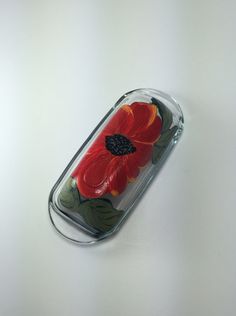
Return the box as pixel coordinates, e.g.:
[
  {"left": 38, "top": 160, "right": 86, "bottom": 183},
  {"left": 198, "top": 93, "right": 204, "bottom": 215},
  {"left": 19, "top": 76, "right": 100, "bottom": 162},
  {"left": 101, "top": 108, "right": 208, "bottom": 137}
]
[{"left": 72, "top": 102, "right": 162, "bottom": 198}]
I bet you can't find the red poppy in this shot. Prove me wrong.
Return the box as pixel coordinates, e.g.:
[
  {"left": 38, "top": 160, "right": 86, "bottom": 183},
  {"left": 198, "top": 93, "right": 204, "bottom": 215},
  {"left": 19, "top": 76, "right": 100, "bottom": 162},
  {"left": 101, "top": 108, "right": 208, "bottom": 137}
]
[{"left": 72, "top": 102, "right": 162, "bottom": 198}]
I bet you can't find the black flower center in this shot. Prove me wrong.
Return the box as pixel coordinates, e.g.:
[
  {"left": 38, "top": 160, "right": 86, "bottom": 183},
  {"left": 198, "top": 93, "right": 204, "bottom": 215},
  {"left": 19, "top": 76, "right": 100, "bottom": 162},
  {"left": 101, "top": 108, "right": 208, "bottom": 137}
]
[{"left": 105, "top": 134, "right": 136, "bottom": 156}]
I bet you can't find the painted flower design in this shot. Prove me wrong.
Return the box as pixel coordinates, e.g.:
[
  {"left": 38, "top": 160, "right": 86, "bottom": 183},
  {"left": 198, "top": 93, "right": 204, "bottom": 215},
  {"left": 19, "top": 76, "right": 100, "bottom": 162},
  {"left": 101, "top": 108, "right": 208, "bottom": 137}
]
[{"left": 72, "top": 102, "right": 162, "bottom": 198}]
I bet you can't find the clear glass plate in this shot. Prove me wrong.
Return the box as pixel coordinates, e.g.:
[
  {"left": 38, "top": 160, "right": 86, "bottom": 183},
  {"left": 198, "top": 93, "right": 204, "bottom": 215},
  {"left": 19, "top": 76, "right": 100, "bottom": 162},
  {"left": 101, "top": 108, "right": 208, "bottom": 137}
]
[{"left": 48, "top": 88, "right": 184, "bottom": 245}]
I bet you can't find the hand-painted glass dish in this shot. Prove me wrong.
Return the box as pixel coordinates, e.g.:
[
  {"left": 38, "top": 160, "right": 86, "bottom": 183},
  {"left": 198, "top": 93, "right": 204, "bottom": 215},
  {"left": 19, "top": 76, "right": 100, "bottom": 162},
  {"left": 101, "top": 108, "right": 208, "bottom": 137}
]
[{"left": 48, "top": 88, "right": 184, "bottom": 245}]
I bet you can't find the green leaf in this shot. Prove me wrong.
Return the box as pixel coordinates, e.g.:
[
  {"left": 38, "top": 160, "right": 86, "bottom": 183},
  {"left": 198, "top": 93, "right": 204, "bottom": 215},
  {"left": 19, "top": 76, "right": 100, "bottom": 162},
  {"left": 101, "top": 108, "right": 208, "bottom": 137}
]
[
  {"left": 58, "top": 179, "right": 124, "bottom": 234},
  {"left": 151, "top": 97, "right": 173, "bottom": 132},
  {"left": 58, "top": 177, "right": 81, "bottom": 210},
  {"left": 151, "top": 97, "right": 177, "bottom": 164},
  {"left": 152, "top": 126, "right": 178, "bottom": 164},
  {"left": 77, "top": 199, "right": 124, "bottom": 233}
]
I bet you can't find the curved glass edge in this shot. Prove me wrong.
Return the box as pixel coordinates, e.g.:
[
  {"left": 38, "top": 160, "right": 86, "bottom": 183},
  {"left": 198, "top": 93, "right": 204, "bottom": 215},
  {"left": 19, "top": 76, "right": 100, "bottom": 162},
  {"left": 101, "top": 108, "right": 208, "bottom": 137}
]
[{"left": 48, "top": 88, "right": 184, "bottom": 245}]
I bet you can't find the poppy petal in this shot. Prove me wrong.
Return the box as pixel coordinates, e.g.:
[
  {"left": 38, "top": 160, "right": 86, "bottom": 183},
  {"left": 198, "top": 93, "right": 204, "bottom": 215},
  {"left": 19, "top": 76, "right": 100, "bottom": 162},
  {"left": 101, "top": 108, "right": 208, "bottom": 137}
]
[
  {"left": 128, "top": 102, "right": 157, "bottom": 136},
  {"left": 72, "top": 150, "right": 112, "bottom": 198},
  {"left": 107, "top": 157, "right": 128, "bottom": 196},
  {"left": 85, "top": 131, "right": 106, "bottom": 154},
  {"left": 125, "top": 156, "right": 140, "bottom": 181},
  {"left": 102, "top": 105, "right": 134, "bottom": 135},
  {"left": 131, "top": 141, "right": 153, "bottom": 167},
  {"left": 133, "top": 115, "right": 162, "bottom": 144}
]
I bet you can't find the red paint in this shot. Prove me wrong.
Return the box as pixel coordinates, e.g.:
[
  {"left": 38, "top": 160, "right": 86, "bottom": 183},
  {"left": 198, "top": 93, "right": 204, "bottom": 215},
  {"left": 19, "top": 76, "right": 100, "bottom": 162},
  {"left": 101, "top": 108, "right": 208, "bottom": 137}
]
[{"left": 72, "top": 102, "right": 162, "bottom": 198}]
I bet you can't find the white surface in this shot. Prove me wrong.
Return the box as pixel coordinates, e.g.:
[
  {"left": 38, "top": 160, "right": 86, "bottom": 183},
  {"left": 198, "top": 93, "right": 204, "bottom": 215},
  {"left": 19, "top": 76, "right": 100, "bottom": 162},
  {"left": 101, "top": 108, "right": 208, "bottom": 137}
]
[{"left": 1, "top": 1, "right": 236, "bottom": 315}]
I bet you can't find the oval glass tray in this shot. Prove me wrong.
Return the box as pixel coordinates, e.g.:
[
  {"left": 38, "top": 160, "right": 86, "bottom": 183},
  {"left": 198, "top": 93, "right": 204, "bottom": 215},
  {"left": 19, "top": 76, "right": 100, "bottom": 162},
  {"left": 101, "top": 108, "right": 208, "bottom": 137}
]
[{"left": 48, "top": 88, "right": 184, "bottom": 245}]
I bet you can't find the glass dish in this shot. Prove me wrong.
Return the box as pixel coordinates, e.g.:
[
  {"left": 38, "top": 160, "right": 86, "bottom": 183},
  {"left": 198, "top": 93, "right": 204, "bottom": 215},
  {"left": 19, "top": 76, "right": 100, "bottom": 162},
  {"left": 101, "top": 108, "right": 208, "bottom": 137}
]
[{"left": 48, "top": 88, "right": 184, "bottom": 245}]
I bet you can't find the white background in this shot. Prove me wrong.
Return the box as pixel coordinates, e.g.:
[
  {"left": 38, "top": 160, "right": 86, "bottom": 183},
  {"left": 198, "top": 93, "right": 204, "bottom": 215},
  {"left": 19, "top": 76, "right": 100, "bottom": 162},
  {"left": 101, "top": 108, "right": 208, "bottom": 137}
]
[{"left": 1, "top": 1, "right": 236, "bottom": 315}]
